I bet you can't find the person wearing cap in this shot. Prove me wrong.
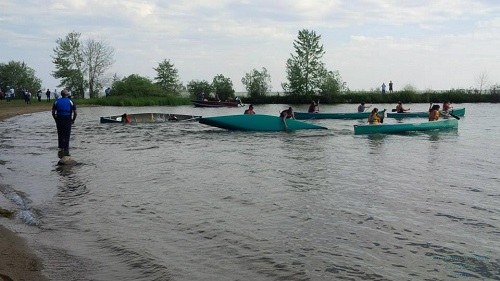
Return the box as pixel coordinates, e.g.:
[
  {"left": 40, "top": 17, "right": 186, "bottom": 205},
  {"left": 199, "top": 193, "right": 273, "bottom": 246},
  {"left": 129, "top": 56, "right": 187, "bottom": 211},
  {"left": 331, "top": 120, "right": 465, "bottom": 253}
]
[
  {"left": 244, "top": 104, "right": 255, "bottom": 114},
  {"left": 52, "top": 89, "right": 77, "bottom": 157},
  {"left": 395, "top": 101, "right": 410, "bottom": 113}
]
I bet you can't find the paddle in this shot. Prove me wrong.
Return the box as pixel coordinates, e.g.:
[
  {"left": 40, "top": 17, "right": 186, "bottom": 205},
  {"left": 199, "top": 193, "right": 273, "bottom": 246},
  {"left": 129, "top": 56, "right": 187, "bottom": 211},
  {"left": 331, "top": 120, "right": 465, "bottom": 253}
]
[{"left": 447, "top": 111, "right": 460, "bottom": 120}]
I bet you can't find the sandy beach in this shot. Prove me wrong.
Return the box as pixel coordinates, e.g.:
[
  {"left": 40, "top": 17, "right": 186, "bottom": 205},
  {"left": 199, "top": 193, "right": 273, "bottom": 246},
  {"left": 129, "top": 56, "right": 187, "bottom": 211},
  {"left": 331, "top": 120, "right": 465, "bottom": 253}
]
[{"left": 0, "top": 102, "right": 61, "bottom": 281}]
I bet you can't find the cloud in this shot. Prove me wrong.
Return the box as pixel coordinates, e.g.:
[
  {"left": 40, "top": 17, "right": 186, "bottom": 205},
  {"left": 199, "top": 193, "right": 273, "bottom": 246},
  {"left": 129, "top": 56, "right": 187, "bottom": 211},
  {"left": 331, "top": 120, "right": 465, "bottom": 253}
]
[{"left": 1, "top": 0, "right": 500, "bottom": 91}]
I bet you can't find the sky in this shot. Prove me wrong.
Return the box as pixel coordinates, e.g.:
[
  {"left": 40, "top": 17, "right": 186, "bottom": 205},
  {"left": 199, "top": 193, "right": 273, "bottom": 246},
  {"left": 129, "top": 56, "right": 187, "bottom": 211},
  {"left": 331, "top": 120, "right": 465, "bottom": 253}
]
[{"left": 1, "top": 0, "right": 500, "bottom": 93}]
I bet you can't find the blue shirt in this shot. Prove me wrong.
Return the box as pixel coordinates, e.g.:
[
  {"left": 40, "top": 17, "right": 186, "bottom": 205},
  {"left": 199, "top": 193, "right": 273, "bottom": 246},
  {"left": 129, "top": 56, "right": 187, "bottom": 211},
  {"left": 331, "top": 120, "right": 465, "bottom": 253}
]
[{"left": 53, "top": 97, "right": 76, "bottom": 117}]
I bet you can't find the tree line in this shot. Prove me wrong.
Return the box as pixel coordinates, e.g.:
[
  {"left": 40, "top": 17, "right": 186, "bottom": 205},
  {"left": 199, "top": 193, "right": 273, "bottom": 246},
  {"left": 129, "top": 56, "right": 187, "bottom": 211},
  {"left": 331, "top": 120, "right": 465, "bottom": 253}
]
[
  {"left": 1, "top": 29, "right": 348, "bottom": 101},
  {"left": 2, "top": 29, "right": 499, "bottom": 104}
]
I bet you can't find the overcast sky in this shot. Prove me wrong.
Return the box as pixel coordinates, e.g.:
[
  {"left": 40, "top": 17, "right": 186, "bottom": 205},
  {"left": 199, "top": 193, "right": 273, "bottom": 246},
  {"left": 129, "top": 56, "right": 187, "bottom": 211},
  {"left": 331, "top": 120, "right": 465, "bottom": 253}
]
[{"left": 1, "top": 0, "right": 499, "bottom": 92}]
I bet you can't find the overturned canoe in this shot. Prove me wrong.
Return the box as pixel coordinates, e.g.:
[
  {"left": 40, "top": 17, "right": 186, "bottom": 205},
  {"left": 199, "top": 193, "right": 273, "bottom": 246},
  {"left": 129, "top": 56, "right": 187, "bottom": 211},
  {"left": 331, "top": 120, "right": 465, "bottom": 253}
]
[
  {"left": 386, "top": 108, "right": 465, "bottom": 118},
  {"left": 199, "top": 114, "right": 328, "bottom": 131},
  {"left": 295, "top": 110, "right": 386, "bottom": 120},
  {"left": 354, "top": 119, "right": 458, "bottom": 135},
  {"left": 100, "top": 113, "right": 201, "bottom": 124}
]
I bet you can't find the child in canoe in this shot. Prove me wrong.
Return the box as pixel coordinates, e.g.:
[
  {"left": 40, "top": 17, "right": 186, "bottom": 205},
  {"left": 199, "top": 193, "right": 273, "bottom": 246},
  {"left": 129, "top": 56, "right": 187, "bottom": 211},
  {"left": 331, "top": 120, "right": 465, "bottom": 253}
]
[{"left": 368, "top": 108, "right": 384, "bottom": 124}]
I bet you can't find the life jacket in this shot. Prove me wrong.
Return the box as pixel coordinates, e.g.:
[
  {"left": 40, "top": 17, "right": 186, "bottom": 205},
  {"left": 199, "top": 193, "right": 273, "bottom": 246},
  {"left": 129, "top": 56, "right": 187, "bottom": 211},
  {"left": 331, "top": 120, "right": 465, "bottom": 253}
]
[
  {"left": 368, "top": 113, "right": 380, "bottom": 124},
  {"left": 429, "top": 110, "right": 439, "bottom": 121}
]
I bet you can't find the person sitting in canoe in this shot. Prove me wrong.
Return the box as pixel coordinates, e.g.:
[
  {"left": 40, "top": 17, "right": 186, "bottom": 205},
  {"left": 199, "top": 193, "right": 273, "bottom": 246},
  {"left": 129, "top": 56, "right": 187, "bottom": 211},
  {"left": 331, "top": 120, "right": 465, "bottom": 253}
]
[
  {"left": 244, "top": 104, "right": 255, "bottom": 114},
  {"left": 308, "top": 100, "right": 318, "bottom": 113},
  {"left": 121, "top": 113, "right": 131, "bottom": 123},
  {"left": 442, "top": 100, "right": 452, "bottom": 112},
  {"left": 357, "top": 102, "right": 371, "bottom": 112},
  {"left": 395, "top": 101, "right": 410, "bottom": 113},
  {"left": 429, "top": 104, "right": 441, "bottom": 121},
  {"left": 368, "top": 108, "right": 384, "bottom": 124},
  {"left": 280, "top": 107, "right": 295, "bottom": 129}
]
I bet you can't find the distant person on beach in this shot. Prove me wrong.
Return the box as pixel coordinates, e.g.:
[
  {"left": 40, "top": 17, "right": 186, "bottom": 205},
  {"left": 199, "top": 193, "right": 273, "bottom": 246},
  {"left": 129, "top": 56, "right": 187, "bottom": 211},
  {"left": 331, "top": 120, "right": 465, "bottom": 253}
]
[
  {"left": 244, "top": 104, "right": 255, "bottom": 114},
  {"left": 381, "top": 83, "right": 386, "bottom": 94},
  {"left": 389, "top": 81, "right": 393, "bottom": 93},
  {"left": 308, "top": 100, "right": 318, "bottom": 113},
  {"left": 280, "top": 107, "right": 295, "bottom": 130},
  {"left": 105, "top": 87, "right": 111, "bottom": 97},
  {"left": 37, "top": 90, "right": 42, "bottom": 102},
  {"left": 429, "top": 104, "right": 440, "bottom": 121},
  {"left": 395, "top": 101, "right": 410, "bottom": 113},
  {"left": 368, "top": 108, "right": 384, "bottom": 124},
  {"left": 52, "top": 90, "right": 77, "bottom": 157},
  {"left": 46, "top": 89, "right": 51, "bottom": 102},
  {"left": 357, "top": 102, "right": 371, "bottom": 112}
]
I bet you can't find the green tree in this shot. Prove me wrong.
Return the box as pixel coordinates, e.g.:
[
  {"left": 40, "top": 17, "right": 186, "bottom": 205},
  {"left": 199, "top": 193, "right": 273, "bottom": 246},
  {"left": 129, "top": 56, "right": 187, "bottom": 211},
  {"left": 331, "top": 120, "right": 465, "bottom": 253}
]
[
  {"left": 52, "top": 32, "right": 86, "bottom": 98},
  {"left": 0, "top": 61, "right": 42, "bottom": 94},
  {"left": 52, "top": 31, "right": 114, "bottom": 98},
  {"left": 187, "top": 80, "right": 212, "bottom": 100},
  {"left": 154, "top": 59, "right": 182, "bottom": 95},
  {"left": 111, "top": 74, "right": 164, "bottom": 97},
  {"left": 241, "top": 67, "right": 272, "bottom": 99},
  {"left": 283, "top": 29, "right": 326, "bottom": 96},
  {"left": 319, "top": 70, "right": 348, "bottom": 97},
  {"left": 82, "top": 38, "right": 115, "bottom": 98},
  {"left": 212, "top": 74, "right": 235, "bottom": 101}
]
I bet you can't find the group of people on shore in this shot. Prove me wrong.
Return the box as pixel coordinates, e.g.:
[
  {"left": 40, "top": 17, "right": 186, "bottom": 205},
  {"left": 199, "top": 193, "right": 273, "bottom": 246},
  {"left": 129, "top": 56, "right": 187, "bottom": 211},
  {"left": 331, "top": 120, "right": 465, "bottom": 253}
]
[
  {"left": 0, "top": 87, "right": 63, "bottom": 103},
  {"left": 381, "top": 81, "right": 394, "bottom": 94}
]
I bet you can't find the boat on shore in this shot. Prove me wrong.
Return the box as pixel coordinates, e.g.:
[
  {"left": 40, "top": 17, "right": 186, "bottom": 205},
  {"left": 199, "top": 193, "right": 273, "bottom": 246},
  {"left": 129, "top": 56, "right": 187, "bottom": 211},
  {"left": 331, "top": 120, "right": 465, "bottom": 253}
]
[
  {"left": 386, "top": 108, "right": 465, "bottom": 118},
  {"left": 199, "top": 114, "right": 328, "bottom": 131},
  {"left": 295, "top": 110, "right": 386, "bottom": 120},
  {"left": 192, "top": 100, "right": 243, "bottom": 107},
  {"left": 100, "top": 113, "right": 201, "bottom": 124},
  {"left": 354, "top": 119, "right": 458, "bottom": 135}
]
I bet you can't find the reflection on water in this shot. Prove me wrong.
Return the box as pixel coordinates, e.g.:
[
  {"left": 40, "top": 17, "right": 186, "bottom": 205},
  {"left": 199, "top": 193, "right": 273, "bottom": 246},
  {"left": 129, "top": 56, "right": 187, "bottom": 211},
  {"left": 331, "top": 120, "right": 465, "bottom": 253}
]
[{"left": 0, "top": 104, "right": 499, "bottom": 281}]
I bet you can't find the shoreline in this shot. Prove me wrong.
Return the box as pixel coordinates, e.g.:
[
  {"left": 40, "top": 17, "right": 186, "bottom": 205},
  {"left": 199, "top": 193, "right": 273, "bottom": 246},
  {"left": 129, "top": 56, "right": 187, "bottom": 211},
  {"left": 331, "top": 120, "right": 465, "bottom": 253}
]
[{"left": 0, "top": 102, "right": 64, "bottom": 281}]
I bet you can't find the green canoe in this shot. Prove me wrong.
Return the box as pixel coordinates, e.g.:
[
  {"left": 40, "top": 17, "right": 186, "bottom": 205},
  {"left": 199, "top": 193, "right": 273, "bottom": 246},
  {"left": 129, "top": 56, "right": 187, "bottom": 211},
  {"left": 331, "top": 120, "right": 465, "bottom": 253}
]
[
  {"left": 199, "top": 114, "right": 328, "bottom": 131},
  {"left": 354, "top": 119, "right": 458, "bottom": 135},
  {"left": 386, "top": 108, "right": 465, "bottom": 118},
  {"left": 295, "top": 110, "right": 386, "bottom": 120}
]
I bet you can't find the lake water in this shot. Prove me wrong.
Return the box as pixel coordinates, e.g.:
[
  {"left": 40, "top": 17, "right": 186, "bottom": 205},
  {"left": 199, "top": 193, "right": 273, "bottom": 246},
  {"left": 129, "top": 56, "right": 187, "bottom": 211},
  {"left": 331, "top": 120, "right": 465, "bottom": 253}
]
[{"left": 0, "top": 103, "right": 499, "bottom": 281}]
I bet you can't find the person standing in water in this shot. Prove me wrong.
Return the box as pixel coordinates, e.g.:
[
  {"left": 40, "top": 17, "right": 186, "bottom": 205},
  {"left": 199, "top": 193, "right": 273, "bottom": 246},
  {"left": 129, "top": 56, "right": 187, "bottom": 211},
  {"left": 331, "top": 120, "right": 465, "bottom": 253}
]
[{"left": 52, "top": 90, "right": 77, "bottom": 157}]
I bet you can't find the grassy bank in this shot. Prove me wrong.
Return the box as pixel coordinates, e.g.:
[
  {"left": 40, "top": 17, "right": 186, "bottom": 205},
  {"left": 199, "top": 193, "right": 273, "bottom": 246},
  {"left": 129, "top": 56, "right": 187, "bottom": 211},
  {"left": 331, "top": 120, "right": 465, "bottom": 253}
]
[{"left": 4, "top": 88, "right": 497, "bottom": 109}]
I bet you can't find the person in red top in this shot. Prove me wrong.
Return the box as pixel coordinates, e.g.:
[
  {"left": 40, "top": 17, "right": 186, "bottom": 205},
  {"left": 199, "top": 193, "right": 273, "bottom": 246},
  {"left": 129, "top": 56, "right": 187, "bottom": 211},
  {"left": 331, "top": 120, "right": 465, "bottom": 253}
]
[
  {"left": 121, "top": 113, "right": 131, "bottom": 123},
  {"left": 244, "top": 104, "right": 255, "bottom": 114},
  {"left": 442, "top": 100, "right": 452, "bottom": 112},
  {"left": 308, "top": 100, "right": 318, "bottom": 113}
]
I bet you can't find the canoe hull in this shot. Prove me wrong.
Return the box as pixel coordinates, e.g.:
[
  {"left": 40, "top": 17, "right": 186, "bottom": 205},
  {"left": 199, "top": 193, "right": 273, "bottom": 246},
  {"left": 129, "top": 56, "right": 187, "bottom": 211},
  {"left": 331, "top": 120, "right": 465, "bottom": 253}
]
[
  {"left": 100, "top": 113, "right": 201, "bottom": 123},
  {"left": 354, "top": 119, "right": 458, "bottom": 135},
  {"left": 387, "top": 108, "right": 465, "bottom": 118},
  {"left": 295, "top": 110, "right": 386, "bottom": 120},
  {"left": 199, "top": 114, "right": 328, "bottom": 131}
]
